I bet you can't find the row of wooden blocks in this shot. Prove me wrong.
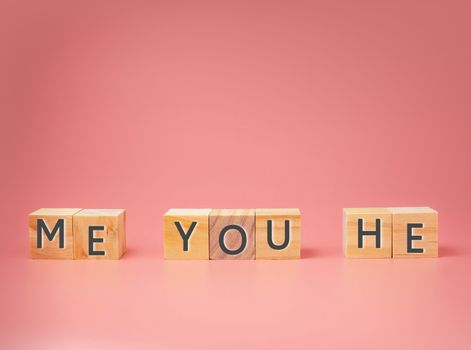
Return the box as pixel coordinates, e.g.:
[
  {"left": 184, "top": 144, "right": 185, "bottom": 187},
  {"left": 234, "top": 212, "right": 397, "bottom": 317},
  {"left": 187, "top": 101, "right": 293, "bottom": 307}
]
[
  {"left": 28, "top": 207, "right": 438, "bottom": 259},
  {"left": 29, "top": 209, "right": 126, "bottom": 259},
  {"left": 343, "top": 207, "right": 438, "bottom": 258},
  {"left": 164, "top": 209, "right": 301, "bottom": 259}
]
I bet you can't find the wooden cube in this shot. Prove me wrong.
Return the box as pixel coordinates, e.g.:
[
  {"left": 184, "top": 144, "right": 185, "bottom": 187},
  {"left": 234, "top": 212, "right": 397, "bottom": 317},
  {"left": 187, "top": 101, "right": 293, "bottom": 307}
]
[
  {"left": 29, "top": 208, "right": 82, "bottom": 259},
  {"left": 390, "top": 207, "right": 438, "bottom": 258},
  {"left": 210, "top": 209, "right": 255, "bottom": 260},
  {"left": 343, "top": 208, "right": 392, "bottom": 258},
  {"left": 255, "top": 208, "right": 301, "bottom": 259},
  {"left": 73, "top": 209, "right": 126, "bottom": 259},
  {"left": 164, "top": 209, "right": 211, "bottom": 259}
]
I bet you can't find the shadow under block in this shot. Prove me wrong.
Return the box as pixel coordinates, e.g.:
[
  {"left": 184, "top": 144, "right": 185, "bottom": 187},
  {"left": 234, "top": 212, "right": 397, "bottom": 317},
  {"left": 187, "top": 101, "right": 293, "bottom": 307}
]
[
  {"left": 390, "top": 207, "right": 438, "bottom": 258},
  {"left": 29, "top": 208, "right": 83, "bottom": 259},
  {"left": 73, "top": 209, "right": 126, "bottom": 259},
  {"left": 255, "top": 208, "right": 301, "bottom": 259},
  {"left": 164, "top": 209, "right": 211, "bottom": 259},
  {"left": 210, "top": 209, "right": 255, "bottom": 260},
  {"left": 343, "top": 208, "right": 392, "bottom": 258}
]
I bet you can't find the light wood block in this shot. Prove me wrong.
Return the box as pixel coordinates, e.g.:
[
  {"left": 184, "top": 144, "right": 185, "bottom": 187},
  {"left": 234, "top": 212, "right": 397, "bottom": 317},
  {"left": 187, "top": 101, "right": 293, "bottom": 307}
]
[
  {"left": 390, "top": 207, "right": 438, "bottom": 258},
  {"left": 164, "top": 209, "right": 211, "bottom": 259},
  {"left": 29, "top": 208, "right": 82, "bottom": 259},
  {"left": 343, "top": 208, "right": 392, "bottom": 258},
  {"left": 210, "top": 209, "right": 255, "bottom": 260},
  {"left": 255, "top": 208, "right": 301, "bottom": 259},
  {"left": 73, "top": 209, "right": 126, "bottom": 259}
]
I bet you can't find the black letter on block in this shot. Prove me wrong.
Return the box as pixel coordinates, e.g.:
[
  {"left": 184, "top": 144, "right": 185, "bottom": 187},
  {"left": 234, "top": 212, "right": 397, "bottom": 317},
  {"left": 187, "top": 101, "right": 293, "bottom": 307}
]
[
  {"left": 267, "top": 220, "right": 290, "bottom": 250},
  {"left": 358, "top": 218, "right": 381, "bottom": 248},
  {"left": 174, "top": 221, "right": 197, "bottom": 251},
  {"left": 219, "top": 225, "right": 247, "bottom": 255},
  {"left": 407, "top": 223, "right": 424, "bottom": 253},
  {"left": 37, "top": 219, "right": 65, "bottom": 248},
  {"left": 88, "top": 226, "right": 105, "bottom": 256}
]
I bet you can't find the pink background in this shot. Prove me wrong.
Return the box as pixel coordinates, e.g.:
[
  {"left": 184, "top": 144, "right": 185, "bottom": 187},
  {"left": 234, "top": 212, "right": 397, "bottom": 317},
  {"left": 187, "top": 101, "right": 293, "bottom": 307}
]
[{"left": 1, "top": 0, "right": 471, "bottom": 348}]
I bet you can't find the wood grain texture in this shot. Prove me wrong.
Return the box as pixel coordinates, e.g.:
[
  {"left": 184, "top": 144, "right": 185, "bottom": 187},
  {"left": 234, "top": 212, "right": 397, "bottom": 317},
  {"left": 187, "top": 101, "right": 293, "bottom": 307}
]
[
  {"left": 209, "top": 209, "right": 255, "bottom": 260},
  {"left": 29, "top": 208, "right": 82, "bottom": 259},
  {"left": 164, "top": 209, "right": 211, "bottom": 259},
  {"left": 255, "top": 208, "right": 301, "bottom": 259},
  {"left": 73, "top": 209, "right": 126, "bottom": 259},
  {"left": 343, "top": 208, "right": 392, "bottom": 258},
  {"left": 390, "top": 207, "right": 438, "bottom": 258}
]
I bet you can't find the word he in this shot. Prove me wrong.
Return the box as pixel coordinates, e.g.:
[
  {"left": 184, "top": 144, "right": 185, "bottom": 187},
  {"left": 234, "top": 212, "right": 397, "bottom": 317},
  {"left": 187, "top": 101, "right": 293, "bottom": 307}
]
[
  {"left": 29, "top": 208, "right": 126, "bottom": 259},
  {"left": 164, "top": 209, "right": 301, "bottom": 260},
  {"left": 343, "top": 207, "right": 438, "bottom": 258}
]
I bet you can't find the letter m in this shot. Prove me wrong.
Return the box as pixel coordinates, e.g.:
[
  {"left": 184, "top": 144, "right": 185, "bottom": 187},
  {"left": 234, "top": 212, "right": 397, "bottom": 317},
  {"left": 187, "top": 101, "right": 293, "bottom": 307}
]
[{"left": 37, "top": 219, "right": 65, "bottom": 248}]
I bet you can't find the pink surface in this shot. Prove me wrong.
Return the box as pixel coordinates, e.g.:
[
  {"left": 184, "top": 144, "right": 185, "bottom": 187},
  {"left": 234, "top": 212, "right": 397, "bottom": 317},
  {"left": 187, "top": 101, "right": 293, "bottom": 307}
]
[{"left": 1, "top": 0, "right": 471, "bottom": 349}]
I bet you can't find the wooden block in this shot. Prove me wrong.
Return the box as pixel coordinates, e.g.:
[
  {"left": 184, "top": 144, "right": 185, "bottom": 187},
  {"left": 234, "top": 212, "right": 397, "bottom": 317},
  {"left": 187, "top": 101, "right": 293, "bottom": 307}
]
[
  {"left": 390, "top": 207, "right": 438, "bottom": 258},
  {"left": 210, "top": 209, "right": 255, "bottom": 260},
  {"left": 343, "top": 208, "right": 392, "bottom": 258},
  {"left": 255, "top": 208, "right": 301, "bottom": 259},
  {"left": 29, "top": 208, "right": 82, "bottom": 259},
  {"left": 164, "top": 209, "right": 211, "bottom": 259},
  {"left": 73, "top": 209, "right": 126, "bottom": 259}
]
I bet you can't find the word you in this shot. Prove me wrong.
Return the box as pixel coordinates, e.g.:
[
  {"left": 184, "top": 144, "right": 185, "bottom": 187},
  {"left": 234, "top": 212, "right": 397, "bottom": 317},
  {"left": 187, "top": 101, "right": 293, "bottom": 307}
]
[{"left": 164, "top": 209, "right": 301, "bottom": 260}]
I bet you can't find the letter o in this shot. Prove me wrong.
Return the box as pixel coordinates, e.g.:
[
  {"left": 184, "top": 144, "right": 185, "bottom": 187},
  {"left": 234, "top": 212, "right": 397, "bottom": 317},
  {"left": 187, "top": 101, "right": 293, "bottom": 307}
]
[{"left": 219, "top": 224, "right": 247, "bottom": 255}]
